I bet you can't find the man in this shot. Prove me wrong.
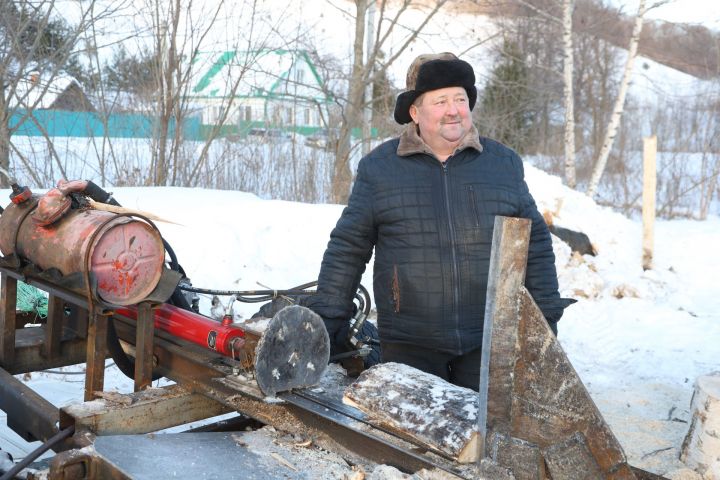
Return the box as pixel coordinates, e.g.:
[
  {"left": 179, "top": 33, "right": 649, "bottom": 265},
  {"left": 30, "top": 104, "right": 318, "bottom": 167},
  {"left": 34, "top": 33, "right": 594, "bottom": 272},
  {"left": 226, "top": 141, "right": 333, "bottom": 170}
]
[{"left": 305, "top": 52, "right": 569, "bottom": 390}]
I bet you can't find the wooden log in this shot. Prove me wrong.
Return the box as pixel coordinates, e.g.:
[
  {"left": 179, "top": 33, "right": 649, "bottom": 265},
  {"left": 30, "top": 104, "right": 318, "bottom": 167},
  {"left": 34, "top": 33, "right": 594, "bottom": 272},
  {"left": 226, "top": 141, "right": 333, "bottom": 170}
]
[
  {"left": 342, "top": 362, "right": 480, "bottom": 463},
  {"left": 680, "top": 371, "right": 720, "bottom": 479}
]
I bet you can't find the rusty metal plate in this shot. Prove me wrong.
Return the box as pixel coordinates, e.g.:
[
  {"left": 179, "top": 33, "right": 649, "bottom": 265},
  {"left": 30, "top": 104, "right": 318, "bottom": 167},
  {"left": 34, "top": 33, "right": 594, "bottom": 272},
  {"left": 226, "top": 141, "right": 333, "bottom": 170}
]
[{"left": 90, "top": 219, "right": 164, "bottom": 305}]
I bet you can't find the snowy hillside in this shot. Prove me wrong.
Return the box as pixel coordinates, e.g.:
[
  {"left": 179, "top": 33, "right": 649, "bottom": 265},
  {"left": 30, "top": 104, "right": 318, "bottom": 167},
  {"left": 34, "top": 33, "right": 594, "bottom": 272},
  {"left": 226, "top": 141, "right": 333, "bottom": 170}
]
[{"left": 1, "top": 162, "right": 718, "bottom": 477}]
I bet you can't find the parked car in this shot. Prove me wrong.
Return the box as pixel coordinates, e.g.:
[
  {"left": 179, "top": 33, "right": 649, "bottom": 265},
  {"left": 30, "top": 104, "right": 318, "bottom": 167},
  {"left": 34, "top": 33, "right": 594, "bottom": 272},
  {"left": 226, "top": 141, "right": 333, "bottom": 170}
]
[
  {"left": 247, "top": 128, "right": 293, "bottom": 142},
  {"left": 305, "top": 128, "right": 338, "bottom": 151}
]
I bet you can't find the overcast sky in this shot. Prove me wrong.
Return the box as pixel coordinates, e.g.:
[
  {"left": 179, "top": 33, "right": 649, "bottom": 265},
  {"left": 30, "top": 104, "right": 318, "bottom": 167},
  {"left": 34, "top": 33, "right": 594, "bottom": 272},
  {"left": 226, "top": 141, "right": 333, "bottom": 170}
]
[{"left": 617, "top": 0, "right": 720, "bottom": 26}]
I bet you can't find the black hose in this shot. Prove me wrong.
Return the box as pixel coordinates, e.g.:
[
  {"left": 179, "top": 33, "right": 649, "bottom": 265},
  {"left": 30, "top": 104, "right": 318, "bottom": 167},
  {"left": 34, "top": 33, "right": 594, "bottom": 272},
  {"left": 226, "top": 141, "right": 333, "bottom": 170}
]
[
  {"left": 178, "top": 281, "right": 319, "bottom": 304},
  {"left": 106, "top": 317, "right": 162, "bottom": 382},
  {"left": 83, "top": 180, "right": 120, "bottom": 207},
  {"left": 0, "top": 425, "right": 75, "bottom": 480}
]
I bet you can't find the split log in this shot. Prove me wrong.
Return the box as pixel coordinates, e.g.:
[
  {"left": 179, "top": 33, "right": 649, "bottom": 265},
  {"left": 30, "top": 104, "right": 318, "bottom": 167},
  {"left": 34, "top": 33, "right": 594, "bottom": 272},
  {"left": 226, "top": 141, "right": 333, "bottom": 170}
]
[
  {"left": 680, "top": 372, "right": 720, "bottom": 478},
  {"left": 342, "top": 362, "right": 479, "bottom": 463}
]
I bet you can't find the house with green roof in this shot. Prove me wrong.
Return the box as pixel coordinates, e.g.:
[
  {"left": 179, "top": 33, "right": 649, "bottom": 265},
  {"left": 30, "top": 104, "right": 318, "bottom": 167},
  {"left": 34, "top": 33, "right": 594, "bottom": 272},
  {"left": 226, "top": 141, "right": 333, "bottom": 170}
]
[{"left": 186, "top": 49, "right": 333, "bottom": 136}]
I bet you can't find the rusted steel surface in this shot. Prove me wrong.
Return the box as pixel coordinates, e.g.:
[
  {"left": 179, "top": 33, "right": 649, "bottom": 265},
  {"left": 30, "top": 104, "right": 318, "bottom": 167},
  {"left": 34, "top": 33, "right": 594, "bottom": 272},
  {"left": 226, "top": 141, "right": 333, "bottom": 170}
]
[
  {"left": 0, "top": 199, "right": 165, "bottom": 305},
  {"left": 42, "top": 295, "right": 65, "bottom": 359},
  {"left": 0, "top": 273, "right": 17, "bottom": 365},
  {"left": 479, "top": 217, "right": 531, "bottom": 453},
  {"left": 7, "top": 328, "right": 87, "bottom": 375},
  {"left": 49, "top": 448, "right": 132, "bottom": 480},
  {"left": 134, "top": 302, "right": 155, "bottom": 392},
  {"left": 65, "top": 305, "right": 89, "bottom": 339},
  {"left": 85, "top": 312, "right": 109, "bottom": 401},
  {"left": 0, "top": 365, "right": 59, "bottom": 442}
]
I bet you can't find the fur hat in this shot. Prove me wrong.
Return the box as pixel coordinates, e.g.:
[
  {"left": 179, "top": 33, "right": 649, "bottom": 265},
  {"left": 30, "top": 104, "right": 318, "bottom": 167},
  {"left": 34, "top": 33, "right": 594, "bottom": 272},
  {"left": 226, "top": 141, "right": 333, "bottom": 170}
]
[{"left": 393, "top": 52, "right": 477, "bottom": 125}]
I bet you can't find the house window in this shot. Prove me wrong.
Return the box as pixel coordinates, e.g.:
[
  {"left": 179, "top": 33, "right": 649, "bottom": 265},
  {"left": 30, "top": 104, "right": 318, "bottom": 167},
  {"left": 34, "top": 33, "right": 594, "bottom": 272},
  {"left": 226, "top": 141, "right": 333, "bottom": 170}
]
[
  {"left": 295, "top": 69, "right": 304, "bottom": 84},
  {"left": 245, "top": 106, "right": 252, "bottom": 122},
  {"left": 304, "top": 108, "right": 310, "bottom": 125}
]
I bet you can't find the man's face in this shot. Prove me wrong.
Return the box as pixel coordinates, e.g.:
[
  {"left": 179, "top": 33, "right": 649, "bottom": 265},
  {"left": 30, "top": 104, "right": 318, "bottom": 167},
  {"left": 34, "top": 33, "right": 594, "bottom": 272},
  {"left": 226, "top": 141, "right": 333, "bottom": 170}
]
[{"left": 409, "top": 86, "right": 472, "bottom": 149}]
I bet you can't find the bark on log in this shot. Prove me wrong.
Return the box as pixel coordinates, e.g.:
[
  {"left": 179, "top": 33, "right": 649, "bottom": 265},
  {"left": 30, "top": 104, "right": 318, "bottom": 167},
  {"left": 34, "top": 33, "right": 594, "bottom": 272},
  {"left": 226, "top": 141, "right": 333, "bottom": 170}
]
[
  {"left": 680, "top": 371, "right": 720, "bottom": 479},
  {"left": 342, "top": 362, "right": 480, "bottom": 463}
]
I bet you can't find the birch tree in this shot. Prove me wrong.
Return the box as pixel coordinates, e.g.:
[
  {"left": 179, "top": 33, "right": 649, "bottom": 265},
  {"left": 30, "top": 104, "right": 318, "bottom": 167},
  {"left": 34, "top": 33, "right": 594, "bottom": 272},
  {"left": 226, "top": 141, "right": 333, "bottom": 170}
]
[
  {"left": 331, "top": 0, "right": 448, "bottom": 204},
  {"left": 585, "top": 0, "right": 647, "bottom": 198},
  {"left": 562, "top": 0, "right": 576, "bottom": 188}
]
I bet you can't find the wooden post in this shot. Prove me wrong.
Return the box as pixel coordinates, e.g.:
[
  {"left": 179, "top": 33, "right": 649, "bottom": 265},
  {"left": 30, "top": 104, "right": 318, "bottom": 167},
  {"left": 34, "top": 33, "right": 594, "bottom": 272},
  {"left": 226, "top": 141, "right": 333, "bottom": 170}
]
[
  {"left": 0, "top": 274, "right": 17, "bottom": 366},
  {"left": 642, "top": 135, "right": 657, "bottom": 270},
  {"left": 85, "top": 311, "right": 108, "bottom": 401}
]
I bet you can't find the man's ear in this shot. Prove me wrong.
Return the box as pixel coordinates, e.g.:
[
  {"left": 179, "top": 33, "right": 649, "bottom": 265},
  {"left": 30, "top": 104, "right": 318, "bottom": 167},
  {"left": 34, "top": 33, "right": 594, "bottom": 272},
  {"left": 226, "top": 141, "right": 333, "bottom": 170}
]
[{"left": 409, "top": 104, "right": 419, "bottom": 124}]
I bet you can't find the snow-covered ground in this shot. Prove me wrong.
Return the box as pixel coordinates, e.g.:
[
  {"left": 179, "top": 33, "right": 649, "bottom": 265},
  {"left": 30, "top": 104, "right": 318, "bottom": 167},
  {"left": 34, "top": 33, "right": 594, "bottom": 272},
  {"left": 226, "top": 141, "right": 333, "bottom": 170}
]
[{"left": 1, "top": 164, "right": 718, "bottom": 478}]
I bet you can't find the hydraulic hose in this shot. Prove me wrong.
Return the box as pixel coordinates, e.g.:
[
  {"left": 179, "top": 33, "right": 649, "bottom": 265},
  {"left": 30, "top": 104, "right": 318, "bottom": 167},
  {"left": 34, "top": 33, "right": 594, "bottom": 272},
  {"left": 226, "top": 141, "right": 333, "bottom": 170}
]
[
  {"left": 178, "top": 281, "right": 320, "bottom": 303},
  {"left": 0, "top": 425, "right": 75, "bottom": 480}
]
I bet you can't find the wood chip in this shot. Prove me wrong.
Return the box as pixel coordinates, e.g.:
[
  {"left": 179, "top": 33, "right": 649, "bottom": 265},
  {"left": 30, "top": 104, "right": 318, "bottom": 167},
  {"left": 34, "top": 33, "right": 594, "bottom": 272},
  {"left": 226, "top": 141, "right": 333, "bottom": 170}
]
[
  {"left": 270, "top": 452, "right": 298, "bottom": 471},
  {"left": 93, "top": 391, "right": 133, "bottom": 406}
]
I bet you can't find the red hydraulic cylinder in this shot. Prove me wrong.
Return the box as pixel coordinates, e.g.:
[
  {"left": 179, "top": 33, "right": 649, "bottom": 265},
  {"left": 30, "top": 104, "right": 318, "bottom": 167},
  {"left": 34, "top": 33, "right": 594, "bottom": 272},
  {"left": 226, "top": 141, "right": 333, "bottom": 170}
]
[{"left": 116, "top": 304, "right": 247, "bottom": 358}]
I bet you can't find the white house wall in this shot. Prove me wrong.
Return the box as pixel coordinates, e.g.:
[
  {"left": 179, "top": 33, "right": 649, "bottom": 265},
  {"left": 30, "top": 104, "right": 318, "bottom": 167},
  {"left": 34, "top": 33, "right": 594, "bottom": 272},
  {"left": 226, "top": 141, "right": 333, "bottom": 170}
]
[{"left": 187, "top": 50, "right": 330, "bottom": 127}]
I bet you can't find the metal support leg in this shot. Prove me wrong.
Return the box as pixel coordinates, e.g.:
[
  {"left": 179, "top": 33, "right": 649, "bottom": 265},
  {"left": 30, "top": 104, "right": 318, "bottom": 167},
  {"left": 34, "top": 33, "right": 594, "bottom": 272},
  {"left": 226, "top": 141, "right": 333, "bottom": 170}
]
[
  {"left": 85, "top": 311, "right": 108, "bottom": 402},
  {"left": 43, "top": 295, "right": 65, "bottom": 359},
  {"left": 66, "top": 305, "right": 89, "bottom": 340},
  {"left": 0, "top": 273, "right": 17, "bottom": 366},
  {"left": 134, "top": 302, "right": 155, "bottom": 392}
]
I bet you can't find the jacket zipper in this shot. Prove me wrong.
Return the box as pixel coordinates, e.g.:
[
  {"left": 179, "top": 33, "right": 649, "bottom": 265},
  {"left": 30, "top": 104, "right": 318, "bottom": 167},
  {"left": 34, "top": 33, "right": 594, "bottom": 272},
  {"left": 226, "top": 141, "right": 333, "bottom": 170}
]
[{"left": 441, "top": 161, "right": 462, "bottom": 350}]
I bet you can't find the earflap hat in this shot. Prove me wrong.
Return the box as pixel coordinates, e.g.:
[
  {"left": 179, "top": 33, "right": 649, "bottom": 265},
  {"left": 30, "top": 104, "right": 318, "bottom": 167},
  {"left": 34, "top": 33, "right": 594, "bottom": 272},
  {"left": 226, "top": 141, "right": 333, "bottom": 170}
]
[{"left": 393, "top": 52, "right": 477, "bottom": 125}]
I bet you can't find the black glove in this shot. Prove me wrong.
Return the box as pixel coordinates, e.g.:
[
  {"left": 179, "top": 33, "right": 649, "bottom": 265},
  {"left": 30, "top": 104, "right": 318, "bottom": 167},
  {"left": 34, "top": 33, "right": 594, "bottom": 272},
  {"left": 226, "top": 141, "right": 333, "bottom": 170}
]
[{"left": 326, "top": 321, "right": 353, "bottom": 358}]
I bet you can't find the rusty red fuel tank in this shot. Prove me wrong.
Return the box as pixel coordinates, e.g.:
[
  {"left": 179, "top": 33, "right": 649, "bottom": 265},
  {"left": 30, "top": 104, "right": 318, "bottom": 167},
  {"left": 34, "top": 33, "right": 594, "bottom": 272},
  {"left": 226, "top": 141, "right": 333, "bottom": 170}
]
[{"left": 0, "top": 196, "right": 165, "bottom": 306}]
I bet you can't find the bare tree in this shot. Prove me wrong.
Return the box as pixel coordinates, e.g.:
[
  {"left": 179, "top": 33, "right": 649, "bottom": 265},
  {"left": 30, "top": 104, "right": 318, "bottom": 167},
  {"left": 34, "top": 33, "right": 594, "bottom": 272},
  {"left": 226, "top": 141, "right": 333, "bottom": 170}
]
[
  {"left": 585, "top": 0, "right": 647, "bottom": 198},
  {"left": 0, "top": 0, "right": 114, "bottom": 187},
  {"left": 331, "top": 0, "right": 449, "bottom": 204},
  {"left": 123, "top": 0, "right": 283, "bottom": 187}
]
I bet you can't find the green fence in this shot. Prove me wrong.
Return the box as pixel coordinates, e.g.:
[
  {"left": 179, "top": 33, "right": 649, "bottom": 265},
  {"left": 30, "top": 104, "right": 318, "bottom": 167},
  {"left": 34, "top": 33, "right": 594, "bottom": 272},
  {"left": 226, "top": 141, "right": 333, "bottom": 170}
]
[
  {"left": 10, "top": 109, "right": 202, "bottom": 140},
  {"left": 10, "top": 109, "right": 375, "bottom": 141}
]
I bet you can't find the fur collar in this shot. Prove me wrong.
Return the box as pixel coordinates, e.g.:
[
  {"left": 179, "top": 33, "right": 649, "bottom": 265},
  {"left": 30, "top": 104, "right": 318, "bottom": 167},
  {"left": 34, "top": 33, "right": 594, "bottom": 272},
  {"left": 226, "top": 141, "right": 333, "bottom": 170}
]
[{"left": 396, "top": 123, "right": 483, "bottom": 159}]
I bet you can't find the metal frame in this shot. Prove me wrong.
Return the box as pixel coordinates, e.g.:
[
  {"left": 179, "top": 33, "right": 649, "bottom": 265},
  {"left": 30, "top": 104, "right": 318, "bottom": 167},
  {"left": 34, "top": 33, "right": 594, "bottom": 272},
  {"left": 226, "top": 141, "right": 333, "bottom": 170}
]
[{"left": 0, "top": 217, "right": 670, "bottom": 479}]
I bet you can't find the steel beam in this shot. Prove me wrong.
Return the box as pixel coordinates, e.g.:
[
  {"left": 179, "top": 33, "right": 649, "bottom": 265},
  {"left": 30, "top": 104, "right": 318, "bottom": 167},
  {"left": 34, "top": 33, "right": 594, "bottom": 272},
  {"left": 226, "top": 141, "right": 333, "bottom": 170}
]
[
  {"left": 0, "top": 365, "right": 58, "bottom": 442},
  {"left": 5, "top": 327, "right": 87, "bottom": 375},
  {"left": 61, "top": 384, "right": 232, "bottom": 435},
  {"left": 85, "top": 311, "right": 108, "bottom": 401},
  {"left": 0, "top": 273, "right": 17, "bottom": 366},
  {"left": 134, "top": 302, "right": 155, "bottom": 392},
  {"left": 43, "top": 294, "right": 65, "bottom": 359}
]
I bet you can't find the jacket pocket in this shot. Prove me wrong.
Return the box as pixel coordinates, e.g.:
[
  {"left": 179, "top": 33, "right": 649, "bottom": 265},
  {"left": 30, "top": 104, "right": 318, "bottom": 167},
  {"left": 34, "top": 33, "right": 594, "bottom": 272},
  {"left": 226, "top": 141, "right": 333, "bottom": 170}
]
[{"left": 391, "top": 264, "right": 401, "bottom": 313}]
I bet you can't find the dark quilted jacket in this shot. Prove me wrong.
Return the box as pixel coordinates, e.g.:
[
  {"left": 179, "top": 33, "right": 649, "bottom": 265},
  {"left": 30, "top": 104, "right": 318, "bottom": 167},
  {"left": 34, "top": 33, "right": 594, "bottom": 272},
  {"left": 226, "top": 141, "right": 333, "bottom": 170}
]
[{"left": 306, "top": 126, "right": 565, "bottom": 355}]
